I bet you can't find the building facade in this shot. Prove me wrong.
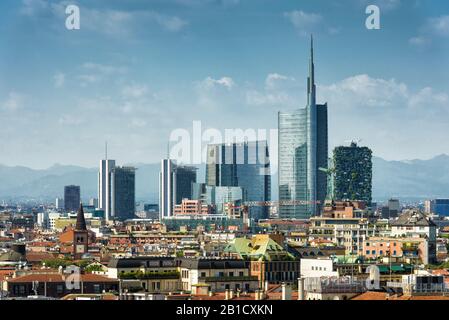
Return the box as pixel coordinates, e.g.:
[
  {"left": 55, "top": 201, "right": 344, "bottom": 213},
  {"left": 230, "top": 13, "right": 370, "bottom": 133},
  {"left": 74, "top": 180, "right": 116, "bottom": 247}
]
[
  {"left": 111, "top": 166, "right": 136, "bottom": 221},
  {"left": 64, "top": 185, "right": 80, "bottom": 212},
  {"left": 278, "top": 37, "right": 327, "bottom": 219},
  {"left": 99, "top": 159, "right": 115, "bottom": 221},
  {"left": 175, "top": 166, "right": 197, "bottom": 205},
  {"left": 333, "top": 142, "right": 372, "bottom": 204},
  {"left": 205, "top": 141, "right": 271, "bottom": 221}
]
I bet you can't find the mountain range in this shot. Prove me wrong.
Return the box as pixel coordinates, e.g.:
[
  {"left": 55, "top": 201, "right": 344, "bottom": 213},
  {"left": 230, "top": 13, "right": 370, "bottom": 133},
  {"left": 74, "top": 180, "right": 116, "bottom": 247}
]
[{"left": 1, "top": 155, "right": 448, "bottom": 203}]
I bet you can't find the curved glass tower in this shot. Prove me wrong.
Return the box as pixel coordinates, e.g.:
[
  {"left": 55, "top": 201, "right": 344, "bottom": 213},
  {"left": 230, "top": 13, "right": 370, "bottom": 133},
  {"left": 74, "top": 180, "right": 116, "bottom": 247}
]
[{"left": 278, "top": 36, "right": 328, "bottom": 219}]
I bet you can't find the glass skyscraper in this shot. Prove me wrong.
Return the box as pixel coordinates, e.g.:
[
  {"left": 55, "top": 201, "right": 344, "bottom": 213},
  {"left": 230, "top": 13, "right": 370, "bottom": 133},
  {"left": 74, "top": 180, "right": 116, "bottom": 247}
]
[
  {"left": 175, "top": 165, "right": 197, "bottom": 205},
  {"left": 278, "top": 36, "right": 328, "bottom": 219},
  {"left": 111, "top": 166, "right": 136, "bottom": 221},
  {"left": 64, "top": 185, "right": 80, "bottom": 212},
  {"left": 206, "top": 140, "right": 271, "bottom": 221}
]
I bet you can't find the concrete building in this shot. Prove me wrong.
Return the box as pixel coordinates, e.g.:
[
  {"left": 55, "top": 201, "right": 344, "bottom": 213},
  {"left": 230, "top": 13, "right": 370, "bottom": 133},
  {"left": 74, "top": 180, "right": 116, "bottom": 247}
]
[{"left": 174, "top": 199, "right": 211, "bottom": 216}]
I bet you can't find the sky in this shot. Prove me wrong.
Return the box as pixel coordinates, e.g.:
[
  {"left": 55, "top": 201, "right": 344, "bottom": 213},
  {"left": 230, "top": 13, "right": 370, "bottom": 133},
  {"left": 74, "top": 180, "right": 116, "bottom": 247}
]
[{"left": 0, "top": 0, "right": 448, "bottom": 169}]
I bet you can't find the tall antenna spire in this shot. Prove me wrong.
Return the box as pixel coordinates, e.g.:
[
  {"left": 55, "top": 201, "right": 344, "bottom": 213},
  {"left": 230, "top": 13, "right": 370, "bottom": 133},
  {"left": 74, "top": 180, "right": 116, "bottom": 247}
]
[
  {"left": 307, "top": 34, "right": 316, "bottom": 106},
  {"left": 167, "top": 141, "right": 170, "bottom": 159},
  {"left": 105, "top": 141, "right": 108, "bottom": 160}
]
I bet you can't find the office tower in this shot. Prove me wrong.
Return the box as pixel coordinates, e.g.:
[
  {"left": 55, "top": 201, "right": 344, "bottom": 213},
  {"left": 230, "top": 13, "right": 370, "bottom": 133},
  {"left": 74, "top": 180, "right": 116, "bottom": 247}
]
[
  {"left": 433, "top": 199, "right": 449, "bottom": 216},
  {"left": 111, "top": 166, "right": 136, "bottom": 221},
  {"left": 64, "top": 185, "right": 80, "bottom": 212},
  {"left": 205, "top": 140, "right": 271, "bottom": 221},
  {"left": 55, "top": 197, "right": 64, "bottom": 210},
  {"left": 89, "top": 198, "right": 98, "bottom": 208},
  {"left": 424, "top": 200, "right": 435, "bottom": 214},
  {"left": 278, "top": 36, "right": 328, "bottom": 219},
  {"left": 333, "top": 142, "right": 372, "bottom": 204},
  {"left": 160, "top": 159, "right": 176, "bottom": 219},
  {"left": 98, "top": 144, "right": 115, "bottom": 221},
  {"left": 175, "top": 166, "right": 197, "bottom": 205}
]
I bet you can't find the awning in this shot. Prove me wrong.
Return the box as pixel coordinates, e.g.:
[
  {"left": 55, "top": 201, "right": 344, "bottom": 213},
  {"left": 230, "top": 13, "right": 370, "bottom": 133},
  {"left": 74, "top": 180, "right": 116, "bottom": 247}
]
[
  {"left": 390, "top": 265, "right": 405, "bottom": 272},
  {"left": 377, "top": 265, "right": 389, "bottom": 273}
]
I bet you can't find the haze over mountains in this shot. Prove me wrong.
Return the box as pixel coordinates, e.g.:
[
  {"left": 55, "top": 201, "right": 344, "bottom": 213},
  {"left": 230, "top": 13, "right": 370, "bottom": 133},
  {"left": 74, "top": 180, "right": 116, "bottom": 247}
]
[{"left": 1, "top": 155, "right": 448, "bottom": 203}]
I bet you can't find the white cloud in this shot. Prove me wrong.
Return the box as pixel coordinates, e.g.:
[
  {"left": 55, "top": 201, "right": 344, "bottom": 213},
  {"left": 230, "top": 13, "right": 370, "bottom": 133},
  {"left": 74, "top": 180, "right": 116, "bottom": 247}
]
[
  {"left": 246, "top": 90, "right": 293, "bottom": 107},
  {"left": 130, "top": 118, "right": 147, "bottom": 128},
  {"left": 319, "top": 74, "right": 449, "bottom": 114},
  {"left": 151, "top": 13, "right": 189, "bottom": 32},
  {"left": 2, "top": 92, "right": 25, "bottom": 112},
  {"left": 121, "top": 84, "right": 149, "bottom": 99},
  {"left": 20, "top": 0, "right": 49, "bottom": 16},
  {"left": 428, "top": 15, "right": 449, "bottom": 37},
  {"left": 265, "top": 73, "right": 295, "bottom": 90},
  {"left": 408, "top": 87, "right": 449, "bottom": 110},
  {"left": 53, "top": 72, "right": 65, "bottom": 88},
  {"left": 284, "top": 10, "right": 323, "bottom": 36},
  {"left": 319, "top": 74, "right": 408, "bottom": 108},
  {"left": 198, "top": 76, "right": 235, "bottom": 90},
  {"left": 409, "top": 36, "right": 431, "bottom": 47}
]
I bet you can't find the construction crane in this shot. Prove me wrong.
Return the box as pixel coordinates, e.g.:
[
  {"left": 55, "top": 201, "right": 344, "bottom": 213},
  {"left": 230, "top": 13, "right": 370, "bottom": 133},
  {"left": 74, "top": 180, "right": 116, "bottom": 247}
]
[{"left": 229, "top": 200, "right": 321, "bottom": 233}]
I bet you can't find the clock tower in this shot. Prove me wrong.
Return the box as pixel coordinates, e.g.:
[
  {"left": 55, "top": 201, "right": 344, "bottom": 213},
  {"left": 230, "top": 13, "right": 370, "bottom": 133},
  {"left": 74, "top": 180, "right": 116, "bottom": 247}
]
[{"left": 73, "top": 203, "right": 88, "bottom": 260}]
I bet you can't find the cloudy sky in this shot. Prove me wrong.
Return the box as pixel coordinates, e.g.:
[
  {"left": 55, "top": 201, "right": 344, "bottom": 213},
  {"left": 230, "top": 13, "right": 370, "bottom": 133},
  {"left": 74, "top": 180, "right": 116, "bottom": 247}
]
[{"left": 0, "top": 0, "right": 448, "bottom": 169}]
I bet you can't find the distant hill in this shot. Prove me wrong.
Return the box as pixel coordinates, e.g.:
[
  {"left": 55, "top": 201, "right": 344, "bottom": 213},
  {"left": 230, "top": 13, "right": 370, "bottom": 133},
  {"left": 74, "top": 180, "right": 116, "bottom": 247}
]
[
  {"left": 372, "top": 154, "right": 449, "bottom": 200},
  {"left": 0, "top": 154, "right": 448, "bottom": 202}
]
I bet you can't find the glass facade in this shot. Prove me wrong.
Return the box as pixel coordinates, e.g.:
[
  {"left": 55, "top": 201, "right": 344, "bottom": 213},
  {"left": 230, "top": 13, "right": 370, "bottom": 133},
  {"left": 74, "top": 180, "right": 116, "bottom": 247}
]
[
  {"left": 111, "top": 166, "right": 136, "bottom": 220},
  {"left": 206, "top": 141, "right": 271, "bottom": 221},
  {"left": 64, "top": 185, "right": 80, "bottom": 212},
  {"left": 278, "top": 37, "right": 327, "bottom": 219},
  {"left": 175, "top": 166, "right": 197, "bottom": 204}
]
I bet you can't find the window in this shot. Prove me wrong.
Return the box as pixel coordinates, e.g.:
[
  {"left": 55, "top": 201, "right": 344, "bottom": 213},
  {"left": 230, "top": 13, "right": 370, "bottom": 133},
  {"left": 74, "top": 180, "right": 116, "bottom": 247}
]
[
  {"left": 239, "top": 271, "right": 244, "bottom": 277},
  {"left": 371, "top": 250, "right": 376, "bottom": 254},
  {"left": 93, "top": 284, "right": 100, "bottom": 293},
  {"left": 229, "top": 272, "right": 234, "bottom": 277},
  {"left": 380, "top": 250, "right": 383, "bottom": 255},
  {"left": 366, "top": 250, "right": 370, "bottom": 255},
  {"left": 57, "top": 284, "right": 64, "bottom": 294},
  {"left": 201, "top": 272, "right": 206, "bottom": 278}
]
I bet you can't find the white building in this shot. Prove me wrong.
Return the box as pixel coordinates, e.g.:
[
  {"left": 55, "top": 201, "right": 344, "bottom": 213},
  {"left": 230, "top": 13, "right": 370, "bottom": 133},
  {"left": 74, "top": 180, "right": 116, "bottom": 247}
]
[
  {"left": 300, "top": 258, "right": 338, "bottom": 278},
  {"left": 99, "top": 158, "right": 115, "bottom": 221},
  {"left": 55, "top": 198, "right": 64, "bottom": 210},
  {"left": 159, "top": 159, "right": 176, "bottom": 219}
]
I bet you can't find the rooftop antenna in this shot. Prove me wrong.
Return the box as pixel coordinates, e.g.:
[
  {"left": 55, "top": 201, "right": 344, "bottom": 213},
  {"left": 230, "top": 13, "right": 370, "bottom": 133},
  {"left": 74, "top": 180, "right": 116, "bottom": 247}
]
[
  {"left": 105, "top": 141, "right": 108, "bottom": 160},
  {"left": 167, "top": 141, "right": 170, "bottom": 159}
]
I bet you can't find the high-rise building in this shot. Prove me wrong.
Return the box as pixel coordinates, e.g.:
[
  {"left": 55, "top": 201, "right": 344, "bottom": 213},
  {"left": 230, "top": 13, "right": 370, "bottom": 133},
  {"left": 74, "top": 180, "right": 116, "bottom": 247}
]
[
  {"left": 433, "top": 199, "right": 449, "bottom": 216},
  {"left": 89, "top": 198, "right": 98, "bottom": 208},
  {"left": 278, "top": 36, "right": 328, "bottom": 219},
  {"left": 55, "top": 197, "right": 64, "bottom": 210},
  {"left": 333, "top": 142, "right": 372, "bottom": 204},
  {"left": 159, "top": 159, "right": 176, "bottom": 219},
  {"left": 206, "top": 140, "right": 271, "bottom": 221},
  {"left": 175, "top": 166, "right": 197, "bottom": 205},
  {"left": 98, "top": 150, "right": 115, "bottom": 221},
  {"left": 111, "top": 166, "right": 136, "bottom": 221},
  {"left": 64, "top": 185, "right": 80, "bottom": 212}
]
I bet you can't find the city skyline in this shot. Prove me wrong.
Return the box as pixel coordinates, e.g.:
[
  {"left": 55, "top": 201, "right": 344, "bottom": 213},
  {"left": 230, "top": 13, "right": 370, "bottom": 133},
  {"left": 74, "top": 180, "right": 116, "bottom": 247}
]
[{"left": 0, "top": 0, "right": 449, "bottom": 169}]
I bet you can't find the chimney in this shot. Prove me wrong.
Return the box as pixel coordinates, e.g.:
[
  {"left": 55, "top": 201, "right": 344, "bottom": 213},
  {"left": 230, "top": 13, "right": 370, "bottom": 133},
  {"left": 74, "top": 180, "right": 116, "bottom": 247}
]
[
  {"left": 229, "top": 290, "right": 234, "bottom": 299},
  {"left": 281, "top": 282, "right": 292, "bottom": 300},
  {"left": 298, "top": 278, "right": 305, "bottom": 301},
  {"left": 236, "top": 289, "right": 240, "bottom": 298},
  {"left": 265, "top": 280, "right": 269, "bottom": 292},
  {"left": 225, "top": 289, "right": 230, "bottom": 300}
]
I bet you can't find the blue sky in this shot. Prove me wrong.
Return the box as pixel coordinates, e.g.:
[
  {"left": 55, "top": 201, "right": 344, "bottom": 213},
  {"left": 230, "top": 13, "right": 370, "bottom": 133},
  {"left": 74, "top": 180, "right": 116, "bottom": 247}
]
[{"left": 0, "top": 0, "right": 448, "bottom": 169}]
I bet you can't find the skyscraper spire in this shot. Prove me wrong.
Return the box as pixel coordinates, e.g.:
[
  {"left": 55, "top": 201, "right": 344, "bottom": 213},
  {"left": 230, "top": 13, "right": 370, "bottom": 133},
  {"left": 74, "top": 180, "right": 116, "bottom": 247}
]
[
  {"left": 105, "top": 141, "right": 108, "bottom": 160},
  {"left": 307, "top": 34, "right": 316, "bottom": 106}
]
